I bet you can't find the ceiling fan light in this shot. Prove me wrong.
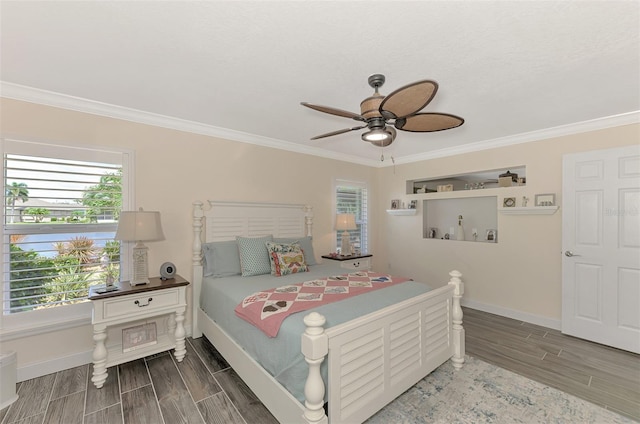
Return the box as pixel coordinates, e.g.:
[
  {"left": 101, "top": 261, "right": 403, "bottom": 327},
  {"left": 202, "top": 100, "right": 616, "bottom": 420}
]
[
  {"left": 362, "top": 127, "right": 395, "bottom": 147},
  {"left": 362, "top": 129, "right": 388, "bottom": 142}
]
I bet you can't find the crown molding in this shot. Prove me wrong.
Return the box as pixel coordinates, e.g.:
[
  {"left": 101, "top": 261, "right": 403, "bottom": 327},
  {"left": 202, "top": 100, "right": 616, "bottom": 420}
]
[
  {"left": 2, "top": 82, "right": 637, "bottom": 168},
  {"left": 389, "top": 111, "right": 640, "bottom": 166},
  {"left": 0, "top": 82, "right": 378, "bottom": 167}
]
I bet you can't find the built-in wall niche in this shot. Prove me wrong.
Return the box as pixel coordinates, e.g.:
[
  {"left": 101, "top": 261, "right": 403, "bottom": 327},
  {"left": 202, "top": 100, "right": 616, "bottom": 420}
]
[
  {"left": 423, "top": 196, "right": 498, "bottom": 242},
  {"left": 407, "top": 166, "right": 526, "bottom": 194}
]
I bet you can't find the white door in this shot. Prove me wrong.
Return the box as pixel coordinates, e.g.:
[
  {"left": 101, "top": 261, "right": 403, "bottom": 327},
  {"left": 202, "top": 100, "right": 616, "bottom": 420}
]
[{"left": 562, "top": 144, "right": 640, "bottom": 353}]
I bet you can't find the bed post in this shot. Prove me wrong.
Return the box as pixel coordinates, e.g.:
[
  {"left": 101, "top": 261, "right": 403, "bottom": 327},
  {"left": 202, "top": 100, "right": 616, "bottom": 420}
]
[
  {"left": 303, "top": 205, "right": 313, "bottom": 237},
  {"left": 448, "top": 270, "right": 465, "bottom": 369},
  {"left": 192, "top": 201, "right": 204, "bottom": 338},
  {"left": 301, "top": 312, "right": 328, "bottom": 424}
]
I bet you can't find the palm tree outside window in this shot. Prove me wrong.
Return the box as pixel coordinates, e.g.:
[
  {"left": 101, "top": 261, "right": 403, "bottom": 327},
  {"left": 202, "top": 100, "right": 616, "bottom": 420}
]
[{"left": 6, "top": 182, "right": 28, "bottom": 223}]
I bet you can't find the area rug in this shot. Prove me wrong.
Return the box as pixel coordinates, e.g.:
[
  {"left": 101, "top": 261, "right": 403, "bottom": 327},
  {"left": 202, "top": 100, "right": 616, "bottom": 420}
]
[{"left": 366, "top": 355, "right": 634, "bottom": 424}]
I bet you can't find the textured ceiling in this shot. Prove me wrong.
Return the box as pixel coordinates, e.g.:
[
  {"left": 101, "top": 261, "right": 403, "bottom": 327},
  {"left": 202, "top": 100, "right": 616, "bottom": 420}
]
[{"left": 1, "top": 1, "right": 639, "bottom": 166}]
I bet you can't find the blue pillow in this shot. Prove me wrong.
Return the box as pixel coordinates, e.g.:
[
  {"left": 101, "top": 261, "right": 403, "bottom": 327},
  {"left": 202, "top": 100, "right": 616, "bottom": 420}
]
[
  {"left": 202, "top": 241, "right": 241, "bottom": 278},
  {"left": 237, "top": 235, "right": 274, "bottom": 276},
  {"left": 273, "top": 236, "right": 317, "bottom": 265}
]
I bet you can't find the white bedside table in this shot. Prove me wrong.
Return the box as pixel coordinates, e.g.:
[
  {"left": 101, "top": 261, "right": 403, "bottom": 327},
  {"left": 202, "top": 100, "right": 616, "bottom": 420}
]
[
  {"left": 88, "top": 275, "right": 189, "bottom": 388},
  {"left": 321, "top": 254, "right": 372, "bottom": 270}
]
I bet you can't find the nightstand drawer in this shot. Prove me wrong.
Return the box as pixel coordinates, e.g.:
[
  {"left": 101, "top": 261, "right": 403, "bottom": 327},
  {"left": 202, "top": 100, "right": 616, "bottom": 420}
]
[
  {"left": 340, "top": 257, "right": 371, "bottom": 270},
  {"left": 101, "top": 289, "right": 181, "bottom": 319}
]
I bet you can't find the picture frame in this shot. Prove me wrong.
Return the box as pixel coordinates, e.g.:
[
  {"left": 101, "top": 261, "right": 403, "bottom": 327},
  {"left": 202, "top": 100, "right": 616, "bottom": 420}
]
[
  {"left": 390, "top": 199, "right": 400, "bottom": 209},
  {"left": 409, "top": 200, "right": 417, "bottom": 209},
  {"left": 486, "top": 229, "right": 497, "bottom": 243},
  {"left": 535, "top": 193, "right": 556, "bottom": 207},
  {"left": 122, "top": 322, "right": 157, "bottom": 352},
  {"left": 503, "top": 197, "right": 516, "bottom": 207}
]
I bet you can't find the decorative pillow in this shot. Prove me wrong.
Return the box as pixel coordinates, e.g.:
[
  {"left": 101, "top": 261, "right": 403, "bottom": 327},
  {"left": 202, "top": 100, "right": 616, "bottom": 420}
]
[
  {"left": 273, "top": 236, "right": 317, "bottom": 265},
  {"left": 266, "top": 241, "right": 309, "bottom": 276},
  {"left": 202, "top": 241, "right": 241, "bottom": 278},
  {"left": 237, "top": 235, "right": 273, "bottom": 277}
]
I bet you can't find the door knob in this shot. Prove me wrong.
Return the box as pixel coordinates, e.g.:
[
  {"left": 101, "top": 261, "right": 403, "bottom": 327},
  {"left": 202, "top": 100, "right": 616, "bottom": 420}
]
[{"left": 564, "top": 250, "right": 581, "bottom": 257}]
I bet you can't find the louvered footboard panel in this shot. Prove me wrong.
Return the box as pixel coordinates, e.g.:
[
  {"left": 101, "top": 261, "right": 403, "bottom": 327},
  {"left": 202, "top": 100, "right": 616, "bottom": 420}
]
[
  {"left": 326, "top": 287, "right": 455, "bottom": 424},
  {"left": 424, "top": 300, "right": 451, "bottom": 357},
  {"left": 389, "top": 311, "right": 422, "bottom": 386},
  {"left": 338, "top": 329, "right": 385, "bottom": 417}
]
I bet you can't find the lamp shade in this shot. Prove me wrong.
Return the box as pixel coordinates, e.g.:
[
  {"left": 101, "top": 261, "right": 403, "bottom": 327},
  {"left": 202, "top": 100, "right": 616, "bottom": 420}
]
[
  {"left": 336, "top": 213, "right": 357, "bottom": 231},
  {"left": 115, "top": 209, "right": 165, "bottom": 242}
]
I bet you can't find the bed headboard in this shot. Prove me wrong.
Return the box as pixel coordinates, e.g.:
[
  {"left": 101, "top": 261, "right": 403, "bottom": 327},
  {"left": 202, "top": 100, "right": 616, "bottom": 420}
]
[{"left": 191, "top": 201, "right": 313, "bottom": 337}]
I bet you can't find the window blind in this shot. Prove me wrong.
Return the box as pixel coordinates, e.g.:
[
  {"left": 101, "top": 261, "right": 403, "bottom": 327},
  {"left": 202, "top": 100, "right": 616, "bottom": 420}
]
[
  {"left": 3, "top": 141, "right": 125, "bottom": 315},
  {"left": 336, "top": 182, "right": 368, "bottom": 253}
]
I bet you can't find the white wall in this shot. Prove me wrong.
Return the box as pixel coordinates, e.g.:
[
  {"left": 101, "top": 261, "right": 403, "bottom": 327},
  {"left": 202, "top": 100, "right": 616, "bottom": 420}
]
[
  {"left": 375, "top": 124, "right": 639, "bottom": 327},
  {"left": 0, "top": 98, "right": 377, "bottom": 378}
]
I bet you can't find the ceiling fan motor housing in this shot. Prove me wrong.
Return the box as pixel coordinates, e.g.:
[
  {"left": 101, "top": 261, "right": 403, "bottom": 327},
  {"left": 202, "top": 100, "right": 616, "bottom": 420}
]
[{"left": 360, "top": 94, "right": 384, "bottom": 122}]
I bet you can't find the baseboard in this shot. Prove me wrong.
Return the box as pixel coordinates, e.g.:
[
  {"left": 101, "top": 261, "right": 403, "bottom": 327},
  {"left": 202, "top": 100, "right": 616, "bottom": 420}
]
[
  {"left": 17, "top": 324, "right": 195, "bottom": 382},
  {"left": 461, "top": 299, "right": 561, "bottom": 331},
  {"left": 17, "top": 349, "right": 93, "bottom": 382}
]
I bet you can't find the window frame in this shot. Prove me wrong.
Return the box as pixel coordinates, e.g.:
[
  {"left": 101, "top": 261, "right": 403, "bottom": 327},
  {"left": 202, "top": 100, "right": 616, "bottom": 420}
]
[
  {"left": 333, "top": 178, "right": 369, "bottom": 254},
  {"left": 0, "top": 137, "right": 134, "bottom": 333}
]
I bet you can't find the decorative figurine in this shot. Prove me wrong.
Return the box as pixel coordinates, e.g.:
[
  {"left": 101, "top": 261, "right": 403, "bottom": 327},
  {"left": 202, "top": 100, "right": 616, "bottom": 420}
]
[
  {"left": 522, "top": 196, "right": 529, "bottom": 207},
  {"left": 457, "top": 215, "right": 465, "bottom": 241}
]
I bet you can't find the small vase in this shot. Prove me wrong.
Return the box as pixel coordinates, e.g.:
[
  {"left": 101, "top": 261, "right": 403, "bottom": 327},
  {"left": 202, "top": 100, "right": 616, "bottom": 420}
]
[{"left": 457, "top": 215, "right": 465, "bottom": 241}]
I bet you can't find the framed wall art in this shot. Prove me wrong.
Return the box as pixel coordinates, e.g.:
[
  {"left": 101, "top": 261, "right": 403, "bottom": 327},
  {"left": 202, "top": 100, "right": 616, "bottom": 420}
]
[
  {"left": 535, "top": 193, "right": 556, "bottom": 206},
  {"left": 122, "top": 322, "right": 157, "bottom": 352}
]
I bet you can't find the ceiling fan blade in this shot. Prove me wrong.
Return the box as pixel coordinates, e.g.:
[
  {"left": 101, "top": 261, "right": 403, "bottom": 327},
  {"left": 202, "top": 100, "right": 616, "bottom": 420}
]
[
  {"left": 301, "top": 102, "right": 364, "bottom": 121},
  {"left": 395, "top": 113, "right": 464, "bottom": 132},
  {"left": 310, "top": 125, "right": 367, "bottom": 140},
  {"left": 379, "top": 80, "right": 438, "bottom": 119}
]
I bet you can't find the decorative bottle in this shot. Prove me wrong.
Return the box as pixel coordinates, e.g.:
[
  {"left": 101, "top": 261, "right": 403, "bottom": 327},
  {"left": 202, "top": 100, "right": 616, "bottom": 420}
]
[{"left": 457, "top": 215, "right": 465, "bottom": 241}]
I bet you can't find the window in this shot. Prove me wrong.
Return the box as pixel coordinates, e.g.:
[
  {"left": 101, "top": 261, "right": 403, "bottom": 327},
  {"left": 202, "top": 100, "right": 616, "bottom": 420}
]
[
  {"left": 335, "top": 180, "right": 368, "bottom": 254},
  {"left": 1, "top": 138, "right": 131, "bottom": 326}
]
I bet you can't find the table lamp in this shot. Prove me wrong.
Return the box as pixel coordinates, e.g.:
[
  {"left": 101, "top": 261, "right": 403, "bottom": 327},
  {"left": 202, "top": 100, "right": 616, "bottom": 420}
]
[
  {"left": 336, "top": 213, "right": 356, "bottom": 256},
  {"left": 115, "top": 208, "right": 165, "bottom": 285}
]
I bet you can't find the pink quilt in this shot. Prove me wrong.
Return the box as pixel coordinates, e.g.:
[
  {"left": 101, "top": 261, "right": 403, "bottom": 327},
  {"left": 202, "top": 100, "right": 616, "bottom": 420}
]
[{"left": 235, "top": 271, "right": 410, "bottom": 337}]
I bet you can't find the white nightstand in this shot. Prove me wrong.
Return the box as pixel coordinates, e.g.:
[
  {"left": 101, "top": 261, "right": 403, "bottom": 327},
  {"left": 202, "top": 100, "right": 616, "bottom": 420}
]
[
  {"left": 88, "top": 275, "right": 189, "bottom": 388},
  {"left": 321, "top": 254, "right": 372, "bottom": 270}
]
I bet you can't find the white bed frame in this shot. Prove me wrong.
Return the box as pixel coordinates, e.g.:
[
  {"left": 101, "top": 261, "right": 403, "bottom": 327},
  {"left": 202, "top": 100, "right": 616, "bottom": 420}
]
[{"left": 192, "top": 201, "right": 464, "bottom": 424}]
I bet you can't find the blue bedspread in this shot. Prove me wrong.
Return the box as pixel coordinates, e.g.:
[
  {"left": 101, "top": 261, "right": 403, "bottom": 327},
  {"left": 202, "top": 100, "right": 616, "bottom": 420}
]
[{"left": 200, "top": 262, "right": 432, "bottom": 402}]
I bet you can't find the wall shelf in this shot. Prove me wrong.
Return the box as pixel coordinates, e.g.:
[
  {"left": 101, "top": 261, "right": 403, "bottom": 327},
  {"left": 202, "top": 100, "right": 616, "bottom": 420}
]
[
  {"left": 499, "top": 206, "right": 559, "bottom": 215},
  {"left": 386, "top": 209, "right": 417, "bottom": 216},
  {"left": 407, "top": 166, "right": 526, "bottom": 194}
]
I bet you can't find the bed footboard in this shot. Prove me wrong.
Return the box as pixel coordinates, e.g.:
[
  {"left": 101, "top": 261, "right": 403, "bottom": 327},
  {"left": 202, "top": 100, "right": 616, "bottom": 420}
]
[{"left": 301, "top": 270, "right": 464, "bottom": 424}]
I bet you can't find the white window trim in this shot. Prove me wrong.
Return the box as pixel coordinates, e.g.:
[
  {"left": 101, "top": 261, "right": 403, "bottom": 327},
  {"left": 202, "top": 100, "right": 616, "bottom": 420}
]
[
  {"left": 0, "top": 137, "right": 134, "bottom": 336},
  {"left": 333, "top": 178, "right": 369, "bottom": 254}
]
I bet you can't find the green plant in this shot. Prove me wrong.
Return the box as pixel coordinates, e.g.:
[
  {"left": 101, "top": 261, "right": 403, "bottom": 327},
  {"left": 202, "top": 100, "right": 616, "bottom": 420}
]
[
  {"left": 24, "top": 207, "right": 49, "bottom": 223},
  {"left": 82, "top": 170, "right": 122, "bottom": 222},
  {"left": 53, "top": 236, "right": 98, "bottom": 265},
  {"left": 5, "top": 182, "right": 29, "bottom": 224},
  {"left": 7, "top": 244, "right": 57, "bottom": 312},
  {"left": 42, "top": 258, "right": 93, "bottom": 306}
]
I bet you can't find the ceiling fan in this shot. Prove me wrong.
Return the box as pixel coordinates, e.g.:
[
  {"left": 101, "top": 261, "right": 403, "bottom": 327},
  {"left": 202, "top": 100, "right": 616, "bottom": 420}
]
[{"left": 301, "top": 74, "right": 464, "bottom": 147}]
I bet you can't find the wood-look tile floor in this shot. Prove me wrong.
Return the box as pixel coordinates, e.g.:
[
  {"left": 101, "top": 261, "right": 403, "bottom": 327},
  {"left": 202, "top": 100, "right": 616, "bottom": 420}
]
[
  {"left": 1, "top": 308, "right": 638, "bottom": 423},
  {"left": 463, "top": 307, "right": 640, "bottom": 421},
  {"left": 0, "top": 337, "right": 278, "bottom": 424}
]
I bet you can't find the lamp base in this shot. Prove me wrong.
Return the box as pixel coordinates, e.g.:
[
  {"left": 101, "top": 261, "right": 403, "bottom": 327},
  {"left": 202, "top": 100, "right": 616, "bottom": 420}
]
[
  {"left": 340, "top": 230, "right": 352, "bottom": 256},
  {"left": 131, "top": 244, "right": 150, "bottom": 286}
]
